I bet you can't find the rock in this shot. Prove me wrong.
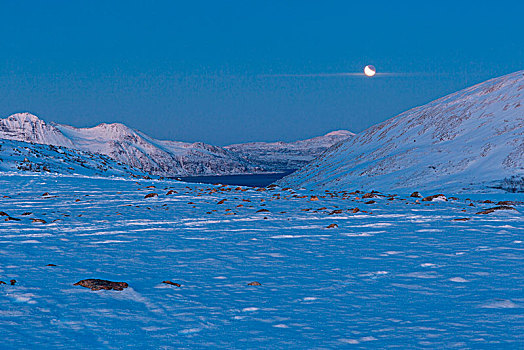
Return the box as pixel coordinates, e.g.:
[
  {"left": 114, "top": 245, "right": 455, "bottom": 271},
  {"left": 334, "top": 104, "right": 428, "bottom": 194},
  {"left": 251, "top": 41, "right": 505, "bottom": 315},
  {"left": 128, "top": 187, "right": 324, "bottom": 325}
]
[
  {"left": 0, "top": 281, "right": 5, "bottom": 285},
  {"left": 326, "top": 223, "right": 339, "bottom": 228},
  {"left": 74, "top": 279, "right": 128, "bottom": 291},
  {"left": 256, "top": 209, "right": 270, "bottom": 213},
  {"left": 32, "top": 219, "right": 47, "bottom": 224},
  {"left": 310, "top": 196, "right": 319, "bottom": 201},
  {"left": 144, "top": 193, "right": 158, "bottom": 199},
  {"left": 328, "top": 209, "right": 343, "bottom": 215},
  {"left": 10, "top": 279, "right": 16, "bottom": 285},
  {"left": 217, "top": 199, "right": 226, "bottom": 204},
  {"left": 476, "top": 206, "right": 516, "bottom": 215},
  {"left": 4, "top": 217, "right": 20, "bottom": 222},
  {"left": 352, "top": 207, "right": 360, "bottom": 213},
  {"left": 422, "top": 194, "right": 447, "bottom": 202},
  {"left": 42, "top": 192, "right": 50, "bottom": 196},
  {"left": 365, "top": 200, "right": 376, "bottom": 204},
  {"left": 0, "top": 211, "right": 8, "bottom": 216},
  {"left": 452, "top": 218, "right": 470, "bottom": 221},
  {"left": 482, "top": 200, "right": 494, "bottom": 203},
  {"left": 46, "top": 264, "right": 57, "bottom": 266},
  {"left": 162, "top": 280, "right": 181, "bottom": 287},
  {"left": 497, "top": 201, "right": 518, "bottom": 206},
  {"left": 247, "top": 281, "right": 261, "bottom": 286},
  {"left": 21, "top": 212, "right": 32, "bottom": 216},
  {"left": 166, "top": 190, "right": 177, "bottom": 195},
  {"left": 362, "top": 192, "right": 378, "bottom": 199},
  {"left": 410, "top": 192, "right": 423, "bottom": 198}
]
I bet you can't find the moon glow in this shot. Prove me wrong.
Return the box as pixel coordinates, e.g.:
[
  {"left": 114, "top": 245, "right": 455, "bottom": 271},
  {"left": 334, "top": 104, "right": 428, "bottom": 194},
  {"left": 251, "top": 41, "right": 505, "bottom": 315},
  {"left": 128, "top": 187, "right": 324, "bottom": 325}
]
[{"left": 364, "top": 65, "right": 376, "bottom": 77}]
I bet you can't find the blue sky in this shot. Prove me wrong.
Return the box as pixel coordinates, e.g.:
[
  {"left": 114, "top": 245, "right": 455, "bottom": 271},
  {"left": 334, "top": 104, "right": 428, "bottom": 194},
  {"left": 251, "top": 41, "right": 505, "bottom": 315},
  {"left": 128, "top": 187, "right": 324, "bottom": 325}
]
[{"left": 1, "top": 1, "right": 523, "bottom": 145}]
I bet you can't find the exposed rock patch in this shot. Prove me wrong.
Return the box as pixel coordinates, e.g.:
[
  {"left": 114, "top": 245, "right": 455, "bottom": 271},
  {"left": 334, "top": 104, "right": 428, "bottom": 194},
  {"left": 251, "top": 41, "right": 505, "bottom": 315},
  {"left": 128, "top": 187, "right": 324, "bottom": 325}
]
[
  {"left": 476, "top": 206, "right": 516, "bottom": 215},
  {"left": 74, "top": 279, "right": 128, "bottom": 291},
  {"left": 422, "top": 194, "right": 447, "bottom": 202},
  {"left": 162, "top": 280, "right": 181, "bottom": 287}
]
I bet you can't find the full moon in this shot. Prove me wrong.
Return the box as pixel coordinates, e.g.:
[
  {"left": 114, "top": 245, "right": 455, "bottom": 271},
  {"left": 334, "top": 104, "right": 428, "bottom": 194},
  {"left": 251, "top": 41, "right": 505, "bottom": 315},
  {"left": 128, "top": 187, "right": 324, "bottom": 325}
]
[{"left": 364, "top": 65, "right": 376, "bottom": 77}]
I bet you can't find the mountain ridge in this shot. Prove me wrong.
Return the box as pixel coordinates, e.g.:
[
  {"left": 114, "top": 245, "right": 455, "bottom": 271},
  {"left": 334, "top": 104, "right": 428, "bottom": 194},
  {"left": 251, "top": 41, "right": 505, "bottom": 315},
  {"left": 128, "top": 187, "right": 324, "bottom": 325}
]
[
  {"left": 277, "top": 70, "right": 524, "bottom": 193},
  {"left": 0, "top": 113, "right": 353, "bottom": 176}
]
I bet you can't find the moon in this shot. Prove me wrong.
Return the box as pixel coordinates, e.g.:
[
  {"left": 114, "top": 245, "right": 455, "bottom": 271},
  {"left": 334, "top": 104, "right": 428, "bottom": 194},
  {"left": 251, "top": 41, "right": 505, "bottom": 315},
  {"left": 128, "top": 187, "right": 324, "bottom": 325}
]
[{"left": 364, "top": 65, "right": 376, "bottom": 77}]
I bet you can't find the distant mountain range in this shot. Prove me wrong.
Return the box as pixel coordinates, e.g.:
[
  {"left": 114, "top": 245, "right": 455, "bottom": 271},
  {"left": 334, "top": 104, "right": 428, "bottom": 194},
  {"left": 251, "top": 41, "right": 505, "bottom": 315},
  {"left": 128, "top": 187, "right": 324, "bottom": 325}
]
[
  {"left": 0, "top": 113, "right": 353, "bottom": 177},
  {"left": 225, "top": 130, "right": 354, "bottom": 172},
  {"left": 278, "top": 70, "right": 524, "bottom": 193}
]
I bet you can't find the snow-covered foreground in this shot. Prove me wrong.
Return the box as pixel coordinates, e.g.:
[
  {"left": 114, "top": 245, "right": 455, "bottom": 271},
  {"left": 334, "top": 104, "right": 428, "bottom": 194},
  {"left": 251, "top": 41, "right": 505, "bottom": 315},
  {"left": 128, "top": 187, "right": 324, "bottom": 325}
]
[{"left": 0, "top": 174, "right": 522, "bottom": 348}]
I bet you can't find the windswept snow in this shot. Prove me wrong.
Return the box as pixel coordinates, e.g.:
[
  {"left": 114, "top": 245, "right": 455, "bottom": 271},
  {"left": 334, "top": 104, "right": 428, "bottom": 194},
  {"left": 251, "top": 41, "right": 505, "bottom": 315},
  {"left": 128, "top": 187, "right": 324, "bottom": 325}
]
[
  {"left": 0, "top": 175, "right": 522, "bottom": 348},
  {"left": 278, "top": 71, "right": 524, "bottom": 193}
]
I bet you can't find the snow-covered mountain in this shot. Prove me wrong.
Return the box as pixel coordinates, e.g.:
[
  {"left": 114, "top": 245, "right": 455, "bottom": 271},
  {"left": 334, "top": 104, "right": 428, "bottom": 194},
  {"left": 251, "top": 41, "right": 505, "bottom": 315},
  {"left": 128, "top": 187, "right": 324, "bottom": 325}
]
[
  {"left": 0, "top": 138, "right": 148, "bottom": 178},
  {"left": 225, "top": 130, "right": 354, "bottom": 171},
  {"left": 0, "top": 113, "right": 260, "bottom": 176},
  {"left": 0, "top": 113, "right": 74, "bottom": 148},
  {"left": 278, "top": 71, "right": 524, "bottom": 193},
  {"left": 55, "top": 122, "right": 260, "bottom": 176}
]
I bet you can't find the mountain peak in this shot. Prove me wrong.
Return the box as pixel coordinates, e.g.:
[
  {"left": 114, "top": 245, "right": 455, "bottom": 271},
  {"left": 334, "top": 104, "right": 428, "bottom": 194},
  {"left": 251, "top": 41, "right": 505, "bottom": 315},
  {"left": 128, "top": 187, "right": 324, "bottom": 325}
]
[
  {"left": 7, "top": 112, "right": 44, "bottom": 123},
  {"left": 0, "top": 113, "right": 74, "bottom": 147},
  {"left": 324, "top": 130, "right": 355, "bottom": 137}
]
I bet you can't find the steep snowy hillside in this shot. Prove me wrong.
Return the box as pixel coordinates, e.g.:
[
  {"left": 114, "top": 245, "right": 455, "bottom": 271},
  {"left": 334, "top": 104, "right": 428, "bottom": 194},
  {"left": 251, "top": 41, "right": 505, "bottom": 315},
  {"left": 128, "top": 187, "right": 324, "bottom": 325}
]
[
  {"left": 225, "top": 130, "right": 354, "bottom": 171},
  {"left": 0, "top": 114, "right": 260, "bottom": 176},
  {"left": 278, "top": 71, "right": 524, "bottom": 193},
  {"left": 56, "top": 123, "right": 260, "bottom": 176},
  {"left": 0, "top": 113, "right": 74, "bottom": 148},
  {"left": 0, "top": 138, "right": 148, "bottom": 178}
]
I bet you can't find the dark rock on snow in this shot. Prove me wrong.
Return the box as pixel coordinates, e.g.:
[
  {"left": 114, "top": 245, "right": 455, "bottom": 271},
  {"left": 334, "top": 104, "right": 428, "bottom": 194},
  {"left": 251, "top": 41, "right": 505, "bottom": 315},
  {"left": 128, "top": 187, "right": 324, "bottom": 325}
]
[{"left": 74, "top": 279, "right": 128, "bottom": 291}]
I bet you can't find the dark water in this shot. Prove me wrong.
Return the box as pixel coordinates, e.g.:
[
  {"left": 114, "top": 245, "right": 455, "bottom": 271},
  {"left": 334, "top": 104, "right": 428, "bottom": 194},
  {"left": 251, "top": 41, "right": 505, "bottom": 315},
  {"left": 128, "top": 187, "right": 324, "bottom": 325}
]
[{"left": 177, "top": 171, "right": 294, "bottom": 187}]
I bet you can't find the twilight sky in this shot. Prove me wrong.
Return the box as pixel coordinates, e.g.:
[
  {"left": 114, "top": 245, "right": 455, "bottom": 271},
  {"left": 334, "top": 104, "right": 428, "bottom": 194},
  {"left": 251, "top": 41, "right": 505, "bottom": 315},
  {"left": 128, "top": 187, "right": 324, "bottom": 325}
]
[{"left": 0, "top": 1, "right": 523, "bottom": 145}]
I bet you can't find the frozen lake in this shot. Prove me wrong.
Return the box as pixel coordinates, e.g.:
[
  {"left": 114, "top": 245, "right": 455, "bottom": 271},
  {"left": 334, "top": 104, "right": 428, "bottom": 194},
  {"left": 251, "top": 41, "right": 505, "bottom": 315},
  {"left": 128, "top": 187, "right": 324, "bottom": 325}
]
[{"left": 177, "top": 171, "right": 294, "bottom": 187}]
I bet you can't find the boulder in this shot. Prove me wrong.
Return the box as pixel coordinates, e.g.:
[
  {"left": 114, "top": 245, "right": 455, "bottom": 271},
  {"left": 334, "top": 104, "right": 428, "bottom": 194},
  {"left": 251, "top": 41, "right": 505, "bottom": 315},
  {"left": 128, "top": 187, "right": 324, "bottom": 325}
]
[{"left": 74, "top": 279, "right": 128, "bottom": 291}]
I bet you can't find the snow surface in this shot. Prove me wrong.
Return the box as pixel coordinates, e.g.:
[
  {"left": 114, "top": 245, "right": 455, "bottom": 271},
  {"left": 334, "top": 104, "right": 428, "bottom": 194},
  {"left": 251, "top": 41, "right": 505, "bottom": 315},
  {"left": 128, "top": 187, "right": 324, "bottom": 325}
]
[
  {"left": 0, "top": 174, "right": 522, "bottom": 348},
  {"left": 278, "top": 71, "right": 524, "bottom": 193}
]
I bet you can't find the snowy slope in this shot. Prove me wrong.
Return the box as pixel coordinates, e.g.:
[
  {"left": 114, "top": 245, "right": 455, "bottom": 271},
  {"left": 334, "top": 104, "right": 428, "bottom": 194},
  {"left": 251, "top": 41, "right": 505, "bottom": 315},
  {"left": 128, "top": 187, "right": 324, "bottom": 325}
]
[
  {"left": 225, "top": 130, "right": 354, "bottom": 171},
  {"left": 0, "top": 138, "right": 148, "bottom": 178},
  {"left": 278, "top": 71, "right": 524, "bottom": 193},
  {"left": 0, "top": 114, "right": 260, "bottom": 176},
  {"left": 56, "top": 123, "right": 260, "bottom": 176},
  {"left": 0, "top": 113, "right": 74, "bottom": 148}
]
